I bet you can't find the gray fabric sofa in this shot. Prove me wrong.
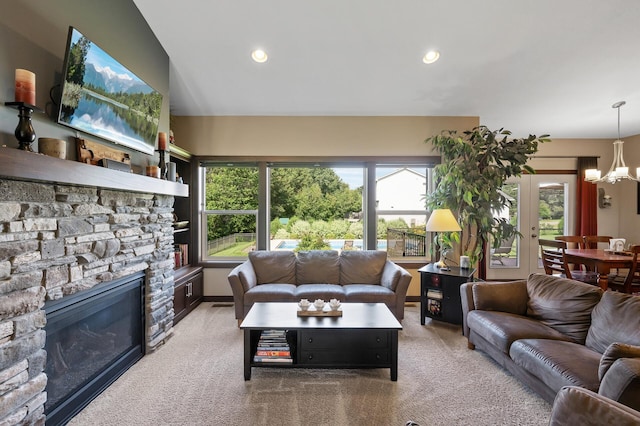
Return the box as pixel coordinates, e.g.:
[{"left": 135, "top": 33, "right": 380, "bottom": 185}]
[
  {"left": 549, "top": 386, "right": 640, "bottom": 426},
  {"left": 228, "top": 250, "right": 412, "bottom": 321},
  {"left": 460, "top": 273, "right": 640, "bottom": 411}
]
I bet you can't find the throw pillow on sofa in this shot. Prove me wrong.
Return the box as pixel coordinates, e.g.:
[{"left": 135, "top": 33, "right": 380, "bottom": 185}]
[
  {"left": 526, "top": 273, "right": 602, "bottom": 344},
  {"left": 339, "top": 250, "right": 387, "bottom": 285},
  {"left": 296, "top": 250, "right": 340, "bottom": 284},
  {"left": 248, "top": 251, "right": 296, "bottom": 284}
]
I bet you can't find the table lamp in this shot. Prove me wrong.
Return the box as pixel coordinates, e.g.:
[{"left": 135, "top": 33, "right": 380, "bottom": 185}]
[{"left": 425, "top": 209, "right": 462, "bottom": 270}]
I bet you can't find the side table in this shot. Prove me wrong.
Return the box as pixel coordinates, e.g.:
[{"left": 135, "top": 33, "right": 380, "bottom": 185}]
[{"left": 418, "top": 264, "right": 476, "bottom": 325}]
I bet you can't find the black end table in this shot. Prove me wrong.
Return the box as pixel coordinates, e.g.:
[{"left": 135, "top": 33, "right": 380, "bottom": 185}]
[{"left": 418, "top": 264, "right": 476, "bottom": 325}]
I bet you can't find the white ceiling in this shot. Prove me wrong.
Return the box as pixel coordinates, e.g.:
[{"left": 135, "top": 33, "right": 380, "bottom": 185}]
[{"left": 133, "top": 0, "right": 640, "bottom": 139}]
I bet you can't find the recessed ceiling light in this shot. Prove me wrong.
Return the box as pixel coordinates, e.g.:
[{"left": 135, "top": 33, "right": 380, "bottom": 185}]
[
  {"left": 251, "top": 49, "right": 268, "bottom": 63},
  {"left": 422, "top": 50, "right": 440, "bottom": 64}
]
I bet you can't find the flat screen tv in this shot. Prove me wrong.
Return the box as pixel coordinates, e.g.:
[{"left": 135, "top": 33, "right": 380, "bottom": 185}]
[{"left": 57, "top": 27, "right": 162, "bottom": 155}]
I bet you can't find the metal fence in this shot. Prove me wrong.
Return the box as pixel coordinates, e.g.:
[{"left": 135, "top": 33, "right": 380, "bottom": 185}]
[
  {"left": 207, "top": 233, "right": 256, "bottom": 254},
  {"left": 387, "top": 228, "right": 426, "bottom": 257}
]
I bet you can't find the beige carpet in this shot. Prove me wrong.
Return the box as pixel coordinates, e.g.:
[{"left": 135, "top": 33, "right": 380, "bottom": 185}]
[{"left": 68, "top": 303, "right": 551, "bottom": 426}]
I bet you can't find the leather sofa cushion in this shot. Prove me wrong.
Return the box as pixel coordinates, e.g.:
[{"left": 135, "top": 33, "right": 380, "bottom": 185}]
[
  {"left": 339, "top": 250, "right": 387, "bottom": 284},
  {"left": 249, "top": 251, "right": 296, "bottom": 284},
  {"left": 526, "top": 273, "right": 602, "bottom": 344},
  {"left": 343, "top": 284, "right": 395, "bottom": 304},
  {"left": 586, "top": 291, "right": 640, "bottom": 354},
  {"left": 294, "top": 284, "right": 346, "bottom": 301},
  {"left": 510, "top": 339, "right": 602, "bottom": 393},
  {"left": 296, "top": 250, "right": 340, "bottom": 284},
  {"left": 244, "top": 284, "right": 297, "bottom": 304},
  {"left": 467, "top": 310, "right": 571, "bottom": 354},
  {"left": 472, "top": 280, "right": 528, "bottom": 315},
  {"left": 598, "top": 342, "right": 640, "bottom": 381}
]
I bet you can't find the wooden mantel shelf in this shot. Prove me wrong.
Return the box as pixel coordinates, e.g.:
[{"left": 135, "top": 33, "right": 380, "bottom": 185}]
[{"left": 0, "top": 147, "right": 189, "bottom": 197}]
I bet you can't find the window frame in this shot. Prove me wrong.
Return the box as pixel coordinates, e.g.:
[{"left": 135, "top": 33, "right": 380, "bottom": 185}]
[{"left": 197, "top": 156, "right": 439, "bottom": 266}]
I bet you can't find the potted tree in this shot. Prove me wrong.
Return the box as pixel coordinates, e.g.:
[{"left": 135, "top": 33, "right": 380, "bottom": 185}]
[{"left": 425, "top": 126, "right": 549, "bottom": 278}]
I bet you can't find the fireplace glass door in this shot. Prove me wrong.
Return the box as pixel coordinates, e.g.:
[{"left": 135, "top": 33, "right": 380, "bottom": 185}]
[{"left": 44, "top": 272, "right": 145, "bottom": 425}]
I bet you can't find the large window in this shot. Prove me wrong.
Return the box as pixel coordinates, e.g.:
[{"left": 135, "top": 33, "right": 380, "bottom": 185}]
[{"left": 200, "top": 160, "right": 434, "bottom": 262}]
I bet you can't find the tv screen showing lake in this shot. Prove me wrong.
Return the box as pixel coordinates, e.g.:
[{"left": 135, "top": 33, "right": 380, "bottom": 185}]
[{"left": 58, "top": 27, "right": 162, "bottom": 155}]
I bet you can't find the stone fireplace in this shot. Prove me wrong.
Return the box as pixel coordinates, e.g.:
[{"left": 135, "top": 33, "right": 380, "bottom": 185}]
[{"left": 0, "top": 159, "right": 180, "bottom": 425}]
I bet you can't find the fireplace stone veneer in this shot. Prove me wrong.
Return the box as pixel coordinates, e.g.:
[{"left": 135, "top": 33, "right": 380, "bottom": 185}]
[{"left": 0, "top": 178, "right": 177, "bottom": 425}]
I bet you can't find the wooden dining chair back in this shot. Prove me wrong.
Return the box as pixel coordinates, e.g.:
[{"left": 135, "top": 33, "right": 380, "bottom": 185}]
[
  {"left": 540, "top": 239, "right": 599, "bottom": 284},
  {"left": 608, "top": 245, "right": 640, "bottom": 294},
  {"left": 555, "top": 235, "right": 586, "bottom": 249},
  {"left": 539, "top": 239, "right": 571, "bottom": 277},
  {"left": 584, "top": 235, "right": 612, "bottom": 249}
]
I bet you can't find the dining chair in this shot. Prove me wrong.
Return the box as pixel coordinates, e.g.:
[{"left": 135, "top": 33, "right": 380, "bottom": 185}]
[
  {"left": 555, "top": 235, "right": 586, "bottom": 249},
  {"left": 584, "top": 235, "right": 613, "bottom": 249},
  {"left": 584, "top": 236, "right": 619, "bottom": 276},
  {"left": 607, "top": 244, "right": 640, "bottom": 294},
  {"left": 555, "top": 235, "right": 592, "bottom": 273},
  {"left": 539, "top": 239, "right": 599, "bottom": 285}
]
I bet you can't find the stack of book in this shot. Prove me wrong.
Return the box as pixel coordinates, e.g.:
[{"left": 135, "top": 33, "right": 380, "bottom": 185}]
[{"left": 254, "top": 329, "right": 292, "bottom": 364}]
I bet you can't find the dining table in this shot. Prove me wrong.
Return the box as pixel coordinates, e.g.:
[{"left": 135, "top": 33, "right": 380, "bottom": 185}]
[{"left": 564, "top": 248, "right": 634, "bottom": 290}]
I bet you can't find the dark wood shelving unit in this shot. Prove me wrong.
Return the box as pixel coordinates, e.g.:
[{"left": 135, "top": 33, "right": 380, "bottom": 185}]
[{"left": 170, "top": 144, "right": 203, "bottom": 324}]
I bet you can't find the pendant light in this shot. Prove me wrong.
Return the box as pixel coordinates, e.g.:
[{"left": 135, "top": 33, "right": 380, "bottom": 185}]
[{"left": 585, "top": 101, "right": 639, "bottom": 184}]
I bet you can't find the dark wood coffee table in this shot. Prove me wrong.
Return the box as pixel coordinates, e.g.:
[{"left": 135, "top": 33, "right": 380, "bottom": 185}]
[{"left": 240, "top": 302, "right": 402, "bottom": 381}]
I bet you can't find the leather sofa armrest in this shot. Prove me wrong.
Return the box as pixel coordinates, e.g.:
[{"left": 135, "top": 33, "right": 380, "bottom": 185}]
[
  {"left": 227, "top": 260, "right": 257, "bottom": 320},
  {"left": 460, "top": 280, "right": 528, "bottom": 341},
  {"left": 380, "top": 260, "right": 409, "bottom": 291},
  {"left": 460, "top": 282, "right": 475, "bottom": 339},
  {"left": 599, "top": 357, "right": 640, "bottom": 412},
  {"left": 381, "top": 260, "right": 412, "bottom": 320},
  {"left": 549, "top": 386, "right": 640, "bottom": 426},
  {"left": 599, "top": 343, "right": 640, "bottom": 380}
]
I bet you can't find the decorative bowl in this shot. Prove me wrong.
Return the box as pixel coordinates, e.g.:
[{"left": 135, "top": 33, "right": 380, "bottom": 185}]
[{"left": 298, "top": 299, "right": 311, "bottom": 311}]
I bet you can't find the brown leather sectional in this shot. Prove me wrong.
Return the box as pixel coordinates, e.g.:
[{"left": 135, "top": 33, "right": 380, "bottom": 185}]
[{"left": 461, "top": 273, "right": 640, "bottom": 412}]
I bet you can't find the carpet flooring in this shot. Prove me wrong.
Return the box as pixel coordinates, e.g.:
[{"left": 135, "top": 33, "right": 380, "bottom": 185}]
[{"left": 68, "top": 303, "right": 551, "bottom": 426}]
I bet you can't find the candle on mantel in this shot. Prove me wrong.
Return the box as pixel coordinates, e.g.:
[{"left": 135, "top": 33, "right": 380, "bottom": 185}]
[
  {"left": 15, "top": 69, "right": 36, "bottom": 105},
  {"left": 158, "top": 132, "right": 167, "bottom": 151}
]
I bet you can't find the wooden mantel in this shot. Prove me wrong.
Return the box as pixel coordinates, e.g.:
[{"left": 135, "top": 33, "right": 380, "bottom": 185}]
[{"left": 0, "top": 147, "right": 189, "bottom": 197}]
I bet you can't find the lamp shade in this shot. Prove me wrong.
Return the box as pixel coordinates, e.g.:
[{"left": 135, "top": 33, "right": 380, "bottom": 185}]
[{"left": 425, "top": 209, "right": 461, "bottom": 232}]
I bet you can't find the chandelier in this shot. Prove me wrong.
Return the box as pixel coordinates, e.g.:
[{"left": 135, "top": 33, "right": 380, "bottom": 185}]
[{"left": 585, "top": 101, "right": 639, "bottom": 184}]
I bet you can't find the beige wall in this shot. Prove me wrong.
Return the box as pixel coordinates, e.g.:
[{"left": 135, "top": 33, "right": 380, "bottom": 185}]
[
  {"left": 172, "top": 116, "right": 479, "bottom": 156},
  {"left": 616, "top": 134, "right": 640, "bottom": 244}
]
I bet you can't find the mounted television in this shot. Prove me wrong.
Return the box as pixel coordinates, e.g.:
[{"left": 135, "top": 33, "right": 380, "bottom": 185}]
[{"left": 57, "top": 27, "right": 162, "bottom": 155}]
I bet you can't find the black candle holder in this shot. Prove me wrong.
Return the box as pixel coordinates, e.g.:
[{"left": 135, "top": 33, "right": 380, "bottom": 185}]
[
  {"left": 5, "top": 101, "right": 43, "bottom": 151},
  {"left": 157, "top": 149, "right": 167, "bottom": 180}
]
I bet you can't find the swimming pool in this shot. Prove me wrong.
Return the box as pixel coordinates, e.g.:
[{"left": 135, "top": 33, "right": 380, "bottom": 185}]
[{"left": 274, "top": 239, "right": 387, "bottom": 250}]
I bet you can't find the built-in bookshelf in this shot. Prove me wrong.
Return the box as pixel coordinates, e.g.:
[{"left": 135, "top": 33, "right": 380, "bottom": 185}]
[{"left": 170, "top": 143, "right": 202, "bottom": 324}]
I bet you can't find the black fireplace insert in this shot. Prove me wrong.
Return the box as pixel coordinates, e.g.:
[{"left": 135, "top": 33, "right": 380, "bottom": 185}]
[{"left": 44, "top": 272, "right": 145, "bottom": 425}]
